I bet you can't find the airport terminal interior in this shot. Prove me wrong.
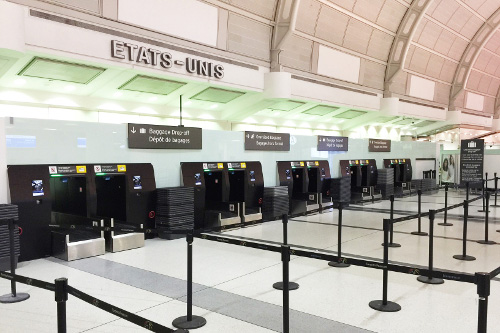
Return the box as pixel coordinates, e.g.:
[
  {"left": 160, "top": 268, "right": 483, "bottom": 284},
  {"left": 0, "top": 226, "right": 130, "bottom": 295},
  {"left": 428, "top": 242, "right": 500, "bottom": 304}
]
[{"left": 2, "top": 0, "right": 500, "bottom": 332}]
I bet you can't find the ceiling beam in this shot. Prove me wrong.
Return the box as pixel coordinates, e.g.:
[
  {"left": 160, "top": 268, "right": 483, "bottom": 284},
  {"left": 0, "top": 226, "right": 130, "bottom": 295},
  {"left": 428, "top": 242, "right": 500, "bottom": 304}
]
[
  {"left": 270, "top": 0, "right": 300, "bottom": 72},
  {"left": 384, "top": 0, "right": 433, "bottom": 95},
  {"left": 449, "top": 8, "right": 500, "bottom": 110}
]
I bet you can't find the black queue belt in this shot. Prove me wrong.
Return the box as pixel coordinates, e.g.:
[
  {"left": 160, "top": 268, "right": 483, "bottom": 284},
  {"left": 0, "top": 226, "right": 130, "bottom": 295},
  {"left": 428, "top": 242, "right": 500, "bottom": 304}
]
[
  {"left": 67, "top": 286, "right": 180, "bottom": 333},
  {"left": 198, "top": 233, "right": 476, "bottom": 283},
  {"left": 0, "top": 272, "right": 185, "bottom": 333},
  {"left": 0, "top": 271, "right": 55, "bottom": 292}
]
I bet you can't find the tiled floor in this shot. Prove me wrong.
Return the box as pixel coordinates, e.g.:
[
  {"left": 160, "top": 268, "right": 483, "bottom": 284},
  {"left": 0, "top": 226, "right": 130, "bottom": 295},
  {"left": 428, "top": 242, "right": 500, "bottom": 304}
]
[{"left": 1, "top": 189, "right": 499, "bottom": 332}]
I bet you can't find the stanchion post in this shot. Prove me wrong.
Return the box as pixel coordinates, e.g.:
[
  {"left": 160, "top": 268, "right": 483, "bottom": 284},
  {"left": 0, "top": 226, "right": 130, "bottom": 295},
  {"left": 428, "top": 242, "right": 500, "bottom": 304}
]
[
  {"left": 493, "top": 174, "right": 498, "bottom": 207},
  {"left": 172, "top": 232, "right": 207, "bottom": 330},
  {"left": 369, "top": 219, "right": 401, "bottom": 312},
  {"left": 382, "top": 195, "right": 401, "bottom": 247},
  {"left": 412, "top": 190, "right": 428, "bottom": 236},
  {"left": 329, "top": 203, "right": 350, "bottom": 268},
  {"left": 281, "top": 245, "right": 290, "bottom": 333},
  {"left": 476, "top": 272, "right": 490, "bottom": 333},
  {"left": 417, "top": 210, "right": 443, "bottom": 284},
  {"left": 55, "top": 278, "right": 68, "bottom": 333},
  {"left": 453, "top": 201, "right": 476, "bottom": 261},
  {"left": 478, "top": 192, "right": 496, "bottom": 245},
  {"left": 438, "top": 184, "right": 453, "bottom": 226},
  {"left": 479, "top": 177, "right": 488, "bottom": 213},
  {"left": 0, "top": 219, "right": 30, "bottom": 304},
  {"left": 274, "top": 214, "right": 299, "bottom": 290}
]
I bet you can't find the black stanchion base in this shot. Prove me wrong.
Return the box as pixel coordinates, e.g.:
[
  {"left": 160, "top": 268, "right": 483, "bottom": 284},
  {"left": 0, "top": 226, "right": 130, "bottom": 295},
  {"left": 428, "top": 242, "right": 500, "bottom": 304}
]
[
  {"left": 478, "top": 210, "right": 490, "bottom": 213},
  {"left": 417, "top": 276, "right": 444, "bottom": 285},
  {"left": 381, "top": 242, "right": 401, "bottom": 248},
  {"left": 0, "top": 293, "right": 30, "bottom": 304},
  {"left": 328, "top": 261, "right": 350, "bottom": 268},
  {"left": 453, "top": 254, "right": 476, "bottom": 261},
  {"left": 273, "top": 281, "right": 299, "bottom": 290},
  {"left": 368, "top": 300, "right": 401, "bottom": 312},
  {"left": 411, "top": 231, "right": 428, "bottom": 236},
  {"left": 491, "top": 205, "right": 500, "bottom": 207},
  {"left": 477, "top": 240, "right": 496, "bottom": 245},
  {"left": 437, "top": 222, "right": 453, "bottom": 226},
  {"left": 172, "top": 315, "right": 207, "bottom": 330}
]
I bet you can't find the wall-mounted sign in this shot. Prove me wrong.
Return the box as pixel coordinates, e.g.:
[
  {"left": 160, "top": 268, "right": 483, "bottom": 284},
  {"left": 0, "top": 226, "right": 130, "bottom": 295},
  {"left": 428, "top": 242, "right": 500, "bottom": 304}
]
[
  {"left": 317, "top": 136, "right": 348, "bottom": 151},
  {"left": 128, "top": 123, "right": 202, "bottom": 149},
  {"left": 48, "top": 165, "right": 86, "bottom": 174},
  {"left": 111, "top": 40, "right": 224, "bottom": 79},
  {"left": 244, "top": 131, "right": 290, "bottom": 151},
  {"left": 368, "top": 139, "right": 391, "bottom": 152},
  {"left": 460, "top": 139, "right": 484, "bottom": 188},
  {"left": 227, "top": 162, "right": 246, "bottom": 169}
]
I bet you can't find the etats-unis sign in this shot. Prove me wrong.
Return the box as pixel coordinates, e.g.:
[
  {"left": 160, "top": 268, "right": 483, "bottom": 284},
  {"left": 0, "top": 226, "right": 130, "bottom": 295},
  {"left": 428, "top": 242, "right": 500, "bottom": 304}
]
[{"left": 111, "top": 40, "right": 224, "bottom": 79}]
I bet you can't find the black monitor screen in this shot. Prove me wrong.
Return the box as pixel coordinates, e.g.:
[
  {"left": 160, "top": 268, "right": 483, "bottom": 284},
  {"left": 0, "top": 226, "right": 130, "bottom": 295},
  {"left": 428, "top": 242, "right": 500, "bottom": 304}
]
[
  {"left": 250, "top": 171, "right": 255, "bottom": 182},
  {"left": 285, "top": 169, "right": 291, "bottom": 180},
  {"left": 32, "top": 180, "right": 44, "bottom": 197},
  {"left": 133, "top": 176, "right": 142, "bottom": 190},
  {"left": 194, "top": 173, "right": 202, "bottom": 186}
]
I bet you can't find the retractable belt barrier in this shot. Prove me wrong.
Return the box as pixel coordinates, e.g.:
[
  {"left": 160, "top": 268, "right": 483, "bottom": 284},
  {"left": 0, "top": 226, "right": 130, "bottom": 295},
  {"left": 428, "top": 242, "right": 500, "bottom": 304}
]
[{"left": 0, "top": 271, "right": 185, "bottom": 333}]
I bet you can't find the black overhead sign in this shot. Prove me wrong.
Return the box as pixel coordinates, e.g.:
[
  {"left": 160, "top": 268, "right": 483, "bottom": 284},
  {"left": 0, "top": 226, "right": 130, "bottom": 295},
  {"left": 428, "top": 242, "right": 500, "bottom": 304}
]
[
  {"left": 368, "top": 138, "right": 391, "bottom": 152},
  {"left": 128, "top": 123, "right": 202, "bottom": 149},
  {"left": 317, "top": 136, "right": 348, "bottom": 151},
  {"left": 460, "top": 139, "right": 484, "bottom": 188},
  {"left": 244, "top": 131, "right": 290, "bottom": 151}
]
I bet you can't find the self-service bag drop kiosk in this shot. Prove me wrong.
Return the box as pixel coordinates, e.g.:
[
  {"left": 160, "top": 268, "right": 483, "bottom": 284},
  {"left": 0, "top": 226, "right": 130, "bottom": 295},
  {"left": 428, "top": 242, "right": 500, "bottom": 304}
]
[
  {"left": 305, "top": 160, "right": 333, "bottom": 210},
  {"left": 8, "top": 164, "right": 105, "bottom": 262},
  {"left": 181, "top": 162, "right": 241, "bottom": 229},
  {"left": 340, "top": 159, "right": 381, "bottom": 203},
  {"left": 90, "top": 163, "right": 153, "bottom": 252},
  {"left": 226, "top": 162, "right": 263, "bottom": 223},
  {"left": 277, "top": 161, "right": 320, "bottom": 215},
  {"left": 383, "top": 159, "right": 412, "bottom": 196}
]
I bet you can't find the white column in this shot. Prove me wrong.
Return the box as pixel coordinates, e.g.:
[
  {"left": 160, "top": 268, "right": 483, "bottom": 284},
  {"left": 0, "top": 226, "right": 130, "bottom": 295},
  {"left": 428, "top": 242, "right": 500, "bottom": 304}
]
[{"left": 0, "top": 117, "right": 8, "bottom": 203}]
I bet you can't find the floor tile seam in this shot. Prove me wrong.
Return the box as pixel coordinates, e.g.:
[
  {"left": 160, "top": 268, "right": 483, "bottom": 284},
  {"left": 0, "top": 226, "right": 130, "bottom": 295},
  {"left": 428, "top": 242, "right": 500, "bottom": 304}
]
[{"left": 291, "top": 218, "right": 500, "bottom": 245}]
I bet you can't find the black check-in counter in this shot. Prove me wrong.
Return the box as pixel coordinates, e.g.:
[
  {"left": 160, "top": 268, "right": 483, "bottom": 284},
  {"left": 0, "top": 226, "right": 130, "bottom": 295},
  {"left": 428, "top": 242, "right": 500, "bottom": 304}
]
[
  {"left": 7, "top": 163, "right": 154, "bottom": 261},
  {"left": 181, "top": 162, "right": 263, "bottom": 229},
  {"left": 340, "top": 159, "right": 381, "bottom": 203},
  {"left": 277, "top": 161, "right": 325, "bottom": 215},
  {"left": 89, "top": 163, "right": 154, "bottom": 252},
  {"left": 383, "top": 159, "right": 412, "bottom": 196},
  {"left": 8, "top": 164, "right": 105, "bottom": 261}
]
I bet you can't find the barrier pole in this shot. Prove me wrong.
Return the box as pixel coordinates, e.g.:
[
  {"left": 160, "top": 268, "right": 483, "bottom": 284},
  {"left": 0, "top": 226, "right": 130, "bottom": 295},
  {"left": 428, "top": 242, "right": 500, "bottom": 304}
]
[
  {"left": 478, "top": 192, "right": 496, "bottom": 245},
  {"left": 172, "top": 232, "right": 207, "bottom": 330},
  {"left": 274, "top": 214, "right": 299, "bottom": 290},
  {"left": 453, "top": 201, "right": 476, "bottom": 261},
  {"left": 479, "top": 176, "right": 488, "bottom": 213},
  {"left": 382, "top": 195, "right": 401, "bottom": 247},
  {"left": 417, "top": 210, "right": 444, "bottom": 284},
  {"left": 476, "top": 272, "right": 490, "bottom": 333},
  {"left": 438, "top": 184, "right": 453, "bottom": 226},
  {"left": 411, "top": 190, "right": 428, "bottom": 236},
  {"left": 55, "top": 278, "right": 68, "bottom": 333},
  {"left": 493, "top": 174, "right": 499, "bottom": 207},
  {"left": 282, "top": 245, "right": 290, "bottom": 333},
  {"left": 369, "top": 219, "right": 401, "bottom": 312},
  {"left": 329, "top": 203, "right": 350, "bottom": 268},
  {"left": 0, "top": 219, "right": 30, "bottom": 303}
]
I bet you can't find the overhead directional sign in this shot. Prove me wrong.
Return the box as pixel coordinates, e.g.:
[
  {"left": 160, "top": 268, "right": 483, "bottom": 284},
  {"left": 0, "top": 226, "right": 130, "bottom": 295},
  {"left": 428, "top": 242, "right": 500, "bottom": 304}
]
[
  {"left": 317, "top": 136, "right": 348, "bottom": 151},
  {"left": 128, "top": 123, "right": 202, "bottom": 149},
  {"left": 244, "top": 131, "right": 290, "bottom": 151},
  {"left": 368, "top": 138, "right": 391, "bottom": 152}
]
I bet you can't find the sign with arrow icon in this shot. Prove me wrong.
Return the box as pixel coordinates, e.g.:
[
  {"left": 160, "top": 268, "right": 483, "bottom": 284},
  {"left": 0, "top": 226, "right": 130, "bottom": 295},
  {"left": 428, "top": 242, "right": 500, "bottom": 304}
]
[{"left": 128, "top": 123, "right": 202, "bottom": 149}]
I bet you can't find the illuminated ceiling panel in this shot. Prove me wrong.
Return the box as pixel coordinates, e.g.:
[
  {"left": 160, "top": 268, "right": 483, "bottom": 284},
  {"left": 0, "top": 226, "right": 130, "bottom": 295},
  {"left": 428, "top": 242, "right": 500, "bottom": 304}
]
[
  {"left": 191, "top": 87, "right": 245, "bottom": 103},
  {"left": 302, "top": 105, "right": 339, "bottom": 116},
  {"left": 119, "top": 75, "right": 186, "bottom": 95},
  {"left": 18, "top": 57, "right": 105, "bottom": 84},
  {"left": 333, "top": 110, "right": 367, "bottom": 119}
]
